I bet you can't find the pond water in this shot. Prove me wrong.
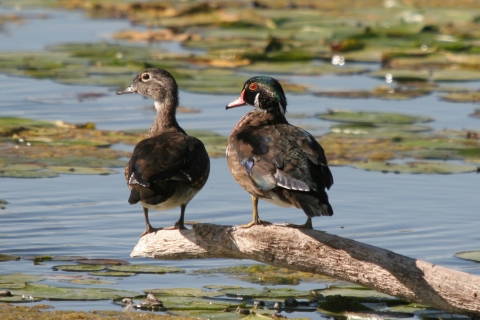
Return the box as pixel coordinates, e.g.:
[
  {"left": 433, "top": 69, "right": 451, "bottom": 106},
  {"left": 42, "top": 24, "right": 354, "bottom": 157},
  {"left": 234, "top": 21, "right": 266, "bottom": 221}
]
[{"left": 0, "top": 5, "right": 479, "bottom": 319}]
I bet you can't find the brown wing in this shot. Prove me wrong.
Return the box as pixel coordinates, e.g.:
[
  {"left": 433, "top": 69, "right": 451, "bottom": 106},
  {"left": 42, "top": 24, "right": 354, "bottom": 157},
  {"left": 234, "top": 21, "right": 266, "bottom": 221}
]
[{"left": 125, "top": 132, "right": 209, "bottom": 189}]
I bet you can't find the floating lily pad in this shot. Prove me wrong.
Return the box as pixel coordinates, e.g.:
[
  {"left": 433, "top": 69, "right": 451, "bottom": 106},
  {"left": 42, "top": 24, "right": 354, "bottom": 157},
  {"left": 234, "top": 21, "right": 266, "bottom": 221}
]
[
  {"left": 454, "top": 250, "right": 480, "bottom": 262},
  {"left": 88, "top": 271, "right": 136, "bottom": 277},
  {"left": 0, "top": 274, "right": 45, "bottom": 286},
  {"left": 10, "top": 283, "right": 141, "bottom": 301},
  {"left": 317, "top": 110, "right": 432, "bottom": 125},
  {"left": 330, "top": 123, "right": 432, "bottom": 137},
  {"left": 0, "top": 117, "right": 54, "bottom": 135},
  {"left": 319, "top": 295, "right": 374, "bottom": 314},
  {"left": 53, "top": 265, "right": 105, "bottom": 272},
  {"left": 22, "top": 255, "right": 52, "bottom": 262},
  {"left": 107, "top": 264, "right": 184, "bottom": 274},
  {"left": 0, "top": 165, "right": 58, "bottom": 178},
  {"left": 196, "top": 264, "right": 331, "bottom": 285},
  {"left": 146, "top": 287, "right": 223, "bottom": 298},
  {"left": 313, "top": 285, "right": 399, "bottom": 302},
  {"left": 439, "top": 91, "right": 480, "bottom": 102},
  {"left": 47, "top": 166, "right": 116, "bottom": 175},
  {"left": 218, "top": 286, "right": 311, "bottom": 299},
  {"left": 69, "top": 279, "right": 117, "bottom": 285},
  {"left": 77, "top": 258, "right": 129, "bottom": 266},
  {"left": 431, "top": 69, "right": 480, "bottom": 82},
  {"left": 353, "top": 161, "right": 479, "bottom": 174},
  {"left": 51, "top": 256, "right": 87, "bottom": 261},
  {"left": 369, "top": 70, "right": 430, "bottom": 82},
  {"left": 0, "top": 254, "right": 19, "bottom": 262}
]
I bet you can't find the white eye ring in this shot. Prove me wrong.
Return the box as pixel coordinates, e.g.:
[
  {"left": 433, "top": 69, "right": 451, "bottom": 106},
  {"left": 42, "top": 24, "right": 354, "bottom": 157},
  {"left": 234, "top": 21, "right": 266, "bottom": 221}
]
[{"left": 142, "top": 73, "right": 151, "bottom": 81}]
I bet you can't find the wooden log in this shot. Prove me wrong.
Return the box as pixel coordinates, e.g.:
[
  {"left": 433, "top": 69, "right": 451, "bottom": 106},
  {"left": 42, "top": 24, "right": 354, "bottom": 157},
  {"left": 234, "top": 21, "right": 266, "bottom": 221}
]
[{"left": 131, "top": 223, "right": 480, "bottom": 317}]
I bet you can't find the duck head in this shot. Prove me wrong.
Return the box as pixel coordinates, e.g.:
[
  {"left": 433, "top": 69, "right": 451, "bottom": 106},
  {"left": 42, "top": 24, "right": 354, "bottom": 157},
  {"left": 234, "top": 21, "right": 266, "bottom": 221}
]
[
  {"left": 117, "top": 68, "right": 179, "bottom": 108},
  {"left": 226, "top": 76, "right": 287, "bottom": 116}
]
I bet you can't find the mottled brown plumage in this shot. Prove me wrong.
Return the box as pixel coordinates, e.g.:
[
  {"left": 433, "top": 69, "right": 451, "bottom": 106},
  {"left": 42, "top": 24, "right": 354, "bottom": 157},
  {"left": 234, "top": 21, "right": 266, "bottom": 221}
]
[
  {"left": 226, "top": 76, "right": 333, "bottom": 229},
  {"left": 117, "top": 68, "right": 210, "bottom": 236}
]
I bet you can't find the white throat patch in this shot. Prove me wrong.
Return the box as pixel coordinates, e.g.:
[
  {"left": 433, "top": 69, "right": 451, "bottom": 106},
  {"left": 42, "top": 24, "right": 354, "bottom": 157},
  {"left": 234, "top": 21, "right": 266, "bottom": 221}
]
[{"left": 154, "top": 101, "right": 164, "bottom": 111}]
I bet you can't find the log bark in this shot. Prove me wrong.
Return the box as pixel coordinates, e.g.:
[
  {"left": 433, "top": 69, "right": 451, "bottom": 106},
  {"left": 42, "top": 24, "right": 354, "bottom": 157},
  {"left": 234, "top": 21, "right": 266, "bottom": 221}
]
[{"left": 131, "top": 223, "right": 480, "bottom": 317}]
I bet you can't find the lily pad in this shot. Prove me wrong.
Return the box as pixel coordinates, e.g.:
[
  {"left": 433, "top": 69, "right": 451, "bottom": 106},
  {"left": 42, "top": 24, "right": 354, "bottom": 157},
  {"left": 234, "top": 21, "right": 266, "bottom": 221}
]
[
  {"left": 107, "top": 264, "right": 184, "bottom": 274},
  {"left": 10, "top": 283, "right": 141, "bottom": 301},
  {"left": 51, "top": 256, "right": 87, "bottom": 261},
  {"left": 0, "top": 117, "right": 54, "bottom": 135},
  {"left": 146, "top": 287, "right": 223, "bottom": 298},
  {"left": 0, "top": 274, "right": 45, "bottom": 286},
  {"left": 317, "top": 110, "right": 432, "bottom": 125},
  {"left": 69, "top": 279, "right": 117, "bottom": 285},
  {"left": 53, "top": 265, "right": 105, "bottom": 272},
  {"left": 352, "top": 161, "right": 479, "bottom": 174},
  {"left": 77, "top": 258, "right": 129, "bottom": 266},
  {"left": 454, "top": 250, "right": 480, "bottom": 262},
  {"left": 313, "top": 285, "right": 399, "bottom": 302},
  {"left": 47, "top": 166, "right": 116, "bottom": 175},
  {"left": 319, "top": 295, "right": 374, "bottom": 313},
  {"left": 88, "top": 271, "right": 136, "bottom": 277},
  {"left": 218, "top": 286, "right": 311, "bottom": 299},
  {"left": 195, "top": 264, "right": 331, "bottom": 285},
  {"left": 439, "top": 91, "right": 480, "bottom": 102},
  {"left": 369, "top": 70, "right": 430, "bottom": 82}
]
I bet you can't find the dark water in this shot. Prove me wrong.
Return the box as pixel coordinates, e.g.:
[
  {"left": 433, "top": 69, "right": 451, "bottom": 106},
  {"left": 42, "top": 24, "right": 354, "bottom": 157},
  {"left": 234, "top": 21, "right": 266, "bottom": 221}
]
[{"left": 0, "top": 5, "right": 479, "bottom": 318}]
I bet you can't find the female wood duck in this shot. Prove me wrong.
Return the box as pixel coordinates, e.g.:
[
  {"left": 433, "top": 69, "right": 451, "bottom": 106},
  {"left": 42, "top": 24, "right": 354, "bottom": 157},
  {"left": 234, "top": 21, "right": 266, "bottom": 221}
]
[
  {"left": 117, "top": 68, "right": 210, "bottom": 236},
  {"left": 226, "top": 76, "right": 333, "bottom": 229}
]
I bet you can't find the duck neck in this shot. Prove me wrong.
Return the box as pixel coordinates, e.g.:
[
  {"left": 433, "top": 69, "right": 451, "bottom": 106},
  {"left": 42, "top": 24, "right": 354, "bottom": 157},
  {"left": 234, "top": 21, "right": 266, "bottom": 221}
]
[
  {"left": 234, "top": 109, "right": 288, "bottom": 131},
  {"left": 148, "top": 100, "right": 183, "bottom": 137}
]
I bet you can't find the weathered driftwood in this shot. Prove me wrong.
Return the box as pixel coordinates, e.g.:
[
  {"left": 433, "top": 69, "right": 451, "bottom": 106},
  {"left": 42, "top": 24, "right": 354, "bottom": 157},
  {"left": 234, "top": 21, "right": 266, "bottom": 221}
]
[{"left": 131, "top": 223, "right": 480, "bottom": 316}]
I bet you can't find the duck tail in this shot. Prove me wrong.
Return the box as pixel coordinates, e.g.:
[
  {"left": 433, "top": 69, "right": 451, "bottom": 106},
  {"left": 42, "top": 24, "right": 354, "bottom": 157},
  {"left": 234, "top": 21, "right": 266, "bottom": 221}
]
[{"left": 286, "top": 190, "right": 333, "bottom": 217}]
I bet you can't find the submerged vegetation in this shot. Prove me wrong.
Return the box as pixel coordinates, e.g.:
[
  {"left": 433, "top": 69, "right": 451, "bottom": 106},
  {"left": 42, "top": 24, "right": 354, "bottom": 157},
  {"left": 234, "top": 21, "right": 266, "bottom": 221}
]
[
  {"left": 0, "top": 257, "right": 462, "bottom": 319},
  {"left": 0, "top": 114, "right": 479, "bottom": 176}
]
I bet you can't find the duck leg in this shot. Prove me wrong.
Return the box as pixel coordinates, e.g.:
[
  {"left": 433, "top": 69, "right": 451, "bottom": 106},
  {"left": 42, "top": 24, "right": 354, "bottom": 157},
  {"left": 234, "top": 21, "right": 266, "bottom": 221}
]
[
  {"left": 239, "top": 196, "right": 271, "bottom": 228},
  {"left": 282, "top": 217, "right": 313, "bottom": 229},
  {"left": 141, "top": 207, "right": 163, "bottom": 236},
  {"left": 165, "top": 203, "right": 188, "bottom": 230}
]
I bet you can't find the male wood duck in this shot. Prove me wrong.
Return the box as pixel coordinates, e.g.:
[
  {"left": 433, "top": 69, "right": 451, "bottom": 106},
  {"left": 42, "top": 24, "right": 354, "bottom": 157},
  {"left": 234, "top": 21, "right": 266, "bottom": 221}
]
[
  {"left": 226, "top": 76, "right": 333, "bottom": 229},
  {"left": 117, "top": 68, "right": 210, "bottom": 236}
]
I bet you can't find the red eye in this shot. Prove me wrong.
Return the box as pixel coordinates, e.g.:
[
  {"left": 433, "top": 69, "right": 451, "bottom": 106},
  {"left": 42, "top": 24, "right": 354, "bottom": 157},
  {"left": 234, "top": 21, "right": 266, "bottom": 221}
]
[{"left": 248, "top": 83, "right": 258, "bottom": 91}]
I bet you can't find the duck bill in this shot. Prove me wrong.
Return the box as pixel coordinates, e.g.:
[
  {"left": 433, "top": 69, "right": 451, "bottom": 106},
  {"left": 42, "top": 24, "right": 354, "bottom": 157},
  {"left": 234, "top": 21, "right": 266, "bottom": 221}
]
[
  {"left": 116, "top": 85, "right": 137, "bottom": 95},
  {"left": 225, "top": 90, "right": 247, "bottom": 110}
]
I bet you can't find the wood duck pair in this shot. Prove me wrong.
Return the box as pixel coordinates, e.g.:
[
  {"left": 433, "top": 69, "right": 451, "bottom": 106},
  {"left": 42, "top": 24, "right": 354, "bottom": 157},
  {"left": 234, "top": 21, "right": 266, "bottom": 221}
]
[{"left": 117, "top": 69, "right": 332, "bottom": 236}]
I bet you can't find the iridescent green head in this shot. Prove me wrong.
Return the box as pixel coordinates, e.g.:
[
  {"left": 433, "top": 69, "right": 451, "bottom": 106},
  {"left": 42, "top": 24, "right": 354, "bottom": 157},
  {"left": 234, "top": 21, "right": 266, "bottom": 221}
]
[{"left": 226, "top": 76, "right": 287, "bottom": 115}]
